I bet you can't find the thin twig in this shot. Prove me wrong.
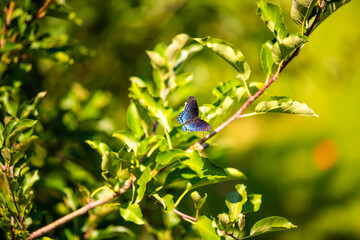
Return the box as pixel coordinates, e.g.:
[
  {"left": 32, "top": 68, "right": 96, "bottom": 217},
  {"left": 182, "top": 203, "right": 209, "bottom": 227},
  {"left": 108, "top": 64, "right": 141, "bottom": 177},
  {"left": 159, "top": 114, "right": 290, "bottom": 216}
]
[
  {"left": 186, "top": 0, "right": 327, "bottom": 153},
  {"left": 26, "top": 0, "right": 52, "bottom": 24},
  {"left": 11, "top": 216, "right": 15, "bottom": 240},
  {"left": 37, "top": 0, "right": 52, "bottom": 19},
  {"left": 146, "top": 196, "right": 197, "bottom": 222},
  {"left": 27, "top": 176, "right": 134, "bottom": 240},
  {"left": 219, "top": 230, "right": 240, "bottom": 240}
]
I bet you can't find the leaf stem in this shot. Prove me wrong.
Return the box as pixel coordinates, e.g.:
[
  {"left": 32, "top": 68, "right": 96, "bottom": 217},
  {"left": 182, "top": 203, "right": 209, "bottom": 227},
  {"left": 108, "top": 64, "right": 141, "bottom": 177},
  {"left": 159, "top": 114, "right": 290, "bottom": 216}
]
[
  {"left": 165, "top": 130, "right": 172, "bottom": 149},
  {"left": 238, "top": 74, "right": 251, "bottom": 98},
  {"left": 174, "top": 184, "right": 191, "bottom": 207}
]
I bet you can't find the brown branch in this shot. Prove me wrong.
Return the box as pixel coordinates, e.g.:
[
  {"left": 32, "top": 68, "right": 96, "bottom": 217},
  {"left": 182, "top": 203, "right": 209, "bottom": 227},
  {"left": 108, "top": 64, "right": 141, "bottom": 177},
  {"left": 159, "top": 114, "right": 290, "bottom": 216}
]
[
  {"left": 11, "top": 216, "right": 15, "bottom": 240},
  {"left": 37, "top": 0, "right": 52, "bottom": 19},
  {"left": 186, "top": 0, "right": 327, "bottom": 153},
  {"left": 5, "top": 1, "right": 15, "bottom": 27},
  {"left": 26, "top": 0, "right": 53, "bottom": 24},
  {"left": 146, "top": 196, "right": 197, "bottom": 222},
  {"left": 27, "top": 176, "right": 134, "bottom": 240}
]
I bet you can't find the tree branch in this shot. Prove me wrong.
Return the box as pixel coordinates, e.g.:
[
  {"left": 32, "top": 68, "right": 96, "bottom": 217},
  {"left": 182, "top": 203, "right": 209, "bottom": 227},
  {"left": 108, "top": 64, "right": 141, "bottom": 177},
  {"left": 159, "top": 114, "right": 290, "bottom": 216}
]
[
  {"left": 186, "top": 0, "right": 327, "bottom": 152},
  {"left": 27, "top": 176, "right": 134, "bottom": 240}
]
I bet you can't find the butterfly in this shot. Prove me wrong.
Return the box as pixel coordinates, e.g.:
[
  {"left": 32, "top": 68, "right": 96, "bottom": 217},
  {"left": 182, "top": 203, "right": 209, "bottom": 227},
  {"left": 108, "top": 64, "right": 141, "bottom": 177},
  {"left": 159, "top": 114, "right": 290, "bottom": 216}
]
[{"left": 177, "top": 96, "right": 211, "bottom": 132}]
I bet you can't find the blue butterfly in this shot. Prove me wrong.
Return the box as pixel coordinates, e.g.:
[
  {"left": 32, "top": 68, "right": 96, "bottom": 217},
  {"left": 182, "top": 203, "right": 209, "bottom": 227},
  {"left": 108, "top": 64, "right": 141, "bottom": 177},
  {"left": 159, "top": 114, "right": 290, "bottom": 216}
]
[{"left": 177, "top": 96, "right": 211, "bottom": 132}]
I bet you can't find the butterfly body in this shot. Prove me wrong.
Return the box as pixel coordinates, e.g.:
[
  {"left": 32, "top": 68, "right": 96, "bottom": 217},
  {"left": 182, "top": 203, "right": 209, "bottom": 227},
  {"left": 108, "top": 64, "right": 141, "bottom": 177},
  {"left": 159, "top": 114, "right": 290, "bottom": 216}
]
[{"left": 177, "top": 96, "right": 211, "bottom": 132}]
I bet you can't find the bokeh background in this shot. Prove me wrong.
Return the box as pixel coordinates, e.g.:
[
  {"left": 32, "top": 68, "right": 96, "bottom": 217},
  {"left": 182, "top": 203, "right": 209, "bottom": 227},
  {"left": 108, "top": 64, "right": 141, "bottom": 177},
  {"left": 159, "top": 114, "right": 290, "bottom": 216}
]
[{"left": 26, "top": 0, "right": 360, "bottom": 239}]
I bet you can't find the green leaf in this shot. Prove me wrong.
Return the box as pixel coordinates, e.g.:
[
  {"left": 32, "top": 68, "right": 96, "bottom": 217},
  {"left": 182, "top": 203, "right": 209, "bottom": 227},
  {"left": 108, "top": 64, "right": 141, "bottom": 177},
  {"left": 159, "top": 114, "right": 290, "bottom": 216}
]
[
  {"left": 290, "top": 0, "right": 317, "bottom": 28},
  {"left": 5, "top": 119, "right": 37, "bottom": 148},
  {"left": 225, "top": 184, "right": 248, "bottom": 222},
  {"left": 22, "top": 170, "right": 39, "bottom": 195},
  {"left": 255, "top": 96, "right": 318, "bottom": 117},
  {"left": 318, "top": 0, "right": 351, "bottom": 27},
  {"left": 85, "top": 140, "right": 122, "bottom": 176},
  {"left": 146, "top": 50, "right": 167, "bottom": 70},
  {"left": 120, "top": 204, "right": 145, "bottom": 225},
  {"left": 112, "top": 132, "right": 140, "bottom": 155},
  {"left": 0, "top": 90, "right": 18, "bottom": 117},
  {"left": 165, "top": 33, "right": 190, "bottom": 68},
  {"left": 250, "top": 216, "right": 297, "bottom": 236},
  {"left": 291, "top": 0, "right": 351, "bottom": 32},
  {"left": 242, "top": 194, "right": 262, "bottom": 214},
  {"left": 1, "top": 148, "right": 11, "bottom": 164},
  {"left": 181, "top": 151, "right": 226, "bottom": 179},
  {"left": 89, "top": 225, "right": 135, "bottom": 240},
  {"left": 192, "top": 167, "right": 246, "bottom": 189},
  {"left": 137, "top": 135, "right": 164, "bottom": 157},
  {"left": 206, "top": 81, "right": 263, "bottom": 127},
  {"left": 0, "top": 122, "right": 4, "bottom": 148},
  {"left": 153, "top": 194, "right": 175, "bottom": 212},
  {"left": 195, "top": 216, "right": 221, "bottom": 240},
  {"left": 260, "top": 41, "right": 274, "bottom": 76},
  {"left": 3, "top": 119, "right": 19, "bottom": 141},
  {"left": 126, "top": 102, "right": 144, "bottom": 138},
  {"left": 135, "top": 167, "right": 152, "bottom": 203},
  {"left": 164, "top": 167, "right": 246, "bottom": 191},
  {"left": 217, "top": 213, "right": 231, "bottom": 230},
  {"left": 194, "top": 36, "right": 251, "bottom": 80},
  {"left": 155, "top": 149, "right": 187, "bottom": 165},
  {"left": 174, "top": 44, "right": 203, "bottom": 72},
  {"left": 129, "top": 78, "right": 172, "bottom": 131},
  {"left": 19, "top": 91, "right": 47, "bottom": 119},
  {"left": 191, "top": 191, "right": 207, "bottom": 210},
  {"left": 256, "top": 0, "right": 288, "bottom": 41},
  {"left": 169, "top": 72, "right": 193, "bottom": 90},
  {"left": 272, "top": 34, "right": 308, "bottom": 64}
]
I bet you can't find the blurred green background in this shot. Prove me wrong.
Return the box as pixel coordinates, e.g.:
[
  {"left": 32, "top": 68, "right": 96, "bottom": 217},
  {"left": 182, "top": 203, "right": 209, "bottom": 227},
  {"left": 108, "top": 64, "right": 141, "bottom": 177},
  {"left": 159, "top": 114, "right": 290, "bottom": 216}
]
[{"left": 27, "top": 0, "right": 360, "bottom": 239}]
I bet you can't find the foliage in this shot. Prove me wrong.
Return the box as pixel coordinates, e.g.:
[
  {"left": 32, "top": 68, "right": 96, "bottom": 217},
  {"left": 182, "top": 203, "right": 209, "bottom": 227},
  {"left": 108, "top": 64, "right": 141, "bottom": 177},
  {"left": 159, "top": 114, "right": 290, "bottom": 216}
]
[{"left": 0, "top": 0, "right": 352, "bottom": 240}]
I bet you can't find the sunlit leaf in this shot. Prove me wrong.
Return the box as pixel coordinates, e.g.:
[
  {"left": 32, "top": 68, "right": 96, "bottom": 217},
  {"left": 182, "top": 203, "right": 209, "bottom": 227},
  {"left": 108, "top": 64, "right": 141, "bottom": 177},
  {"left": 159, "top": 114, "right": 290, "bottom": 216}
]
[
  {"left": 19, "top": 91, "right": 47, "bottom": 119},
  {"left": 164, "top": 166, "right": 246, "bottom": 191},
  {"left": 194, "top": 36, "right": 251, "bottom": 80},
  {"left": 174, "top": 44, "right": 203, "bottom": 72},
  {"left": 85, "top": 140, "right": 122, "bottom": 176},
  {"left": 169, "top": 72, "right": 193, "bottom": 90},
  {"left": 256, "top": 0, "right": 288, "bottom": 41},
  {"left": 260, "top": 41, "right": 274, "bottom": 76},
  {"left": 153, "top": 193, "right": 174, "bottom": 212},
  {"left": 129, "top": 77, "right": 172, "bottom": 131},
  {"left": 155, "top": 149, "right": 187, "bottom": 165},
  {"left": 126, "top": 102, "right": 144, "bottom": 138},
  {"left": 195, "top": 216, "right": 221, "bottom": 240},
  {"left": 290, "top": 0, "right": 317, "bottom": 28},
  {"left": 89, "top": 225, "right": 136, "bottom": 240},
  {"left": 135, "top": 167, "right": 152, "bottom": 204},
  {"left": 137, "top": 135, "right": 164, "bottom": 157},
  {"left": 272, "top": 34, "right": 308, "bottom": 64},
  {"left": 291, "top": 0, "right": 351, "bottom": 32},
  {"left": 255, "top": 96, "right": 318, "bottom": 117},
  {"left": 181, "top": 151, "right": 226, "bottom": 179},
  {"left": 250, "top": 216, "right": 297, "bottom": 236},
  {"left": 242, "top": 194, "right": 262, "bottom": 213},
  {"left": 318, "top": 0, "right": 351, "bottom": 27},
  {"left": 120, "top": 204, "right": 145, "bottom": 225},
  {"left": 6, "top": 119, "right": 37, "bottom": 148},
  {"left": 22, "top": 170, "right": 40, "bottom": 194},
  {"left": 191, "top": 191, "right": 207, "bottom": 210},
  {"left": 165, "top": 33, "right": 190, "bottom": 67},
  {"left": 112, "top": 132, "right": 140, "bottom": 155},
  {"left": 225, "top": 184, "right": 247, "bottom": 221},
  {"left": 0, "top": 90, "right": 18, "bottom": 117}
]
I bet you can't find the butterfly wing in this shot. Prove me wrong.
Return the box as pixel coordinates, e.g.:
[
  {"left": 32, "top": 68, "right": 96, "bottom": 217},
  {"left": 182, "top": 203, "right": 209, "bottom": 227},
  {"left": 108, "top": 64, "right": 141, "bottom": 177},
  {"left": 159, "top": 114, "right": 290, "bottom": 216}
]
[
  {"left": 182, "top": 119, "right": 211, "bottom": 132},
  {"left": 177, "top": 96, "right": 199, "bottom": 125}
]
